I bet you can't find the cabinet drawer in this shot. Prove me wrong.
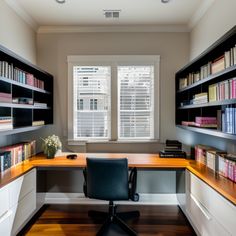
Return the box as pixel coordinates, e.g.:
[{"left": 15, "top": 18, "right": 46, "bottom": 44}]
[
  {"left": 0, "top": 186, "right": 9, "bottom": 218},
  {"left": 186, "top": 170, "right": 236, "bottom": 235},
  {"left": 186, "top": 190, "right": 230, "bottom": 236},
  {"left": 9, "top": 168, "right": 36, "bottom": 207},
  {"left": 11, "top": 189, "right": 36, "bottom": 235},
  {"left": 0, "top": 210, "right": 12, "bottom": 236}
]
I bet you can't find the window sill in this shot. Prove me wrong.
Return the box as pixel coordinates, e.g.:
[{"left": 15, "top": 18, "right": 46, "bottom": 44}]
[{"left": 67, "top": 139, "right": 160, "bottom": 146}]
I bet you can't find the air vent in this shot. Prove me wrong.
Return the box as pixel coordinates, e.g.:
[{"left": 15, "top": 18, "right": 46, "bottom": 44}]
[{"left": 104, "top": 10, "right": 121, "bottom": 19}]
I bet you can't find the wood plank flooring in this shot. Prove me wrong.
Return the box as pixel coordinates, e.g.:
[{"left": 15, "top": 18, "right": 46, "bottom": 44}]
[{"left": 18, "top": 204, "right": 196, "bottom": 236}]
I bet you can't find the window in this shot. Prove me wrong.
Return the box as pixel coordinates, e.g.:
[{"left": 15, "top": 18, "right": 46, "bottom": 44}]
[
  {"left": 78, "top": 99, "right": 83, "bottom": 110},
  {"left": 118, "top": 66, "right": 154, "bottom": 139},
  {"left": 90, "top": 99, "right": 98, "bottom": 110},
  {"left": 72, "top": 66, "right": 111, "bottom": 140},
  {"left": 68, "top": 55, "right": 159, "bottom": 142}
]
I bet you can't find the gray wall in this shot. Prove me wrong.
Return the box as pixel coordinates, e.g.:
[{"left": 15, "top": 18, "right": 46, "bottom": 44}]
[
  {"left": 36, "top": 32, "right": 189, "bottom": 153},
  {"left": 0, "top": 1, "right": 38, "bottom": 149}
]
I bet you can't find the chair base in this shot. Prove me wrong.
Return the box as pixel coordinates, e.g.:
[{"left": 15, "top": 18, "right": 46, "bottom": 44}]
[{"left": 89, "top": 201, "right": 139, "bottom": 236}]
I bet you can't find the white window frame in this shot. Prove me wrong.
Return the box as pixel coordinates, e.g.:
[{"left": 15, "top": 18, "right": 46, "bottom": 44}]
[{"left": 68, "top": 55, "right": 160, "bottom": 144}]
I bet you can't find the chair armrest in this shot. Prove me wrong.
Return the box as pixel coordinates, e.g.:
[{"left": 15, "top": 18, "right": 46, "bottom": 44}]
[
  {"left": 129, "top": 167, "right": 139, "bottom": 202},
  {"left": 83, "top": 168, "right": 87, "bottom": 197}
]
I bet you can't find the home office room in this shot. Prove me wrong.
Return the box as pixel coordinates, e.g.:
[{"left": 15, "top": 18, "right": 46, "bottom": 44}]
[{"left": 0, "top": 0, "right": 236, "bottom": 235}]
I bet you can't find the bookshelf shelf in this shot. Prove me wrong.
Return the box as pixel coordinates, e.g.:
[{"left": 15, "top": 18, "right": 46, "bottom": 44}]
[
  {"left": 176, "top": 26, "right": 236, "bottom": 139},
  {"left": 0, "top": 125, "right": 49, "bottom": 136},
  {"left": 0, "top": 76, "right": 50, "bottom": 94},
  {"left": 0, "top": 44, "right": 53, "bottom": 134},
  {"left": 176, "top": 125, "right": 236, "bottom": 140},
  {"left": 0, "top": 103, "right": 50, "bottom": 109},
  {"left": 178, "top": 99, "right": 236, "bottom": 109}
]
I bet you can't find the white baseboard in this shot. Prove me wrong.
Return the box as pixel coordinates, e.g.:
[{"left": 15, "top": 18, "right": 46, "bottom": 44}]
[{"left": 42, "top": 192, "right": 178, "bottom": 205}]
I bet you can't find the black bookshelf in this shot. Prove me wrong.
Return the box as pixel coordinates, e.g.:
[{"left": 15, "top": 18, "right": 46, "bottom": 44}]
[
  {"left": 0, "top": 44, "right": 53, "bottom": 134},
  {"left": 176, "top": 26, "right": 236, "bottom": 139}
]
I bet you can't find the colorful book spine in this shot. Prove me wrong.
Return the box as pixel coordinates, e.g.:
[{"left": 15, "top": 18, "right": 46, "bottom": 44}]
[{"left": 0, "top": 140, "right": 36, "bottom": 171}]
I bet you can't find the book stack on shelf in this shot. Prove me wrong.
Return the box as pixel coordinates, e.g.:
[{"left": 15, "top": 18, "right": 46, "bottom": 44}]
[
  {"left": 159, "top": 140, "right": 186, "bottom": 158},
  {"left": 181, "top": 116, "right": 217, "bottom": 128},
  {"left": 191, "top": 92, "right": 208, "bottom": 105},
  {"left": 0, "top": 140, "right": 36, "bottom": 172},
  {"left": 195, "top": 144, "right": 236, "bottom": 183},
  {"left": 34, "top": 102, "right": 47, "bottom": 108},
  {"left": 195, "top": 117, "right": 217, "bottom": 128},
  {"left": 0, "top": 116, "right": 13, "bottom": 131},
  {"left": 0, "top": 92, "right": 12, "bottom": 103},
  {"left": 32, "top": 120, "right": 45, "bottom": 126}
]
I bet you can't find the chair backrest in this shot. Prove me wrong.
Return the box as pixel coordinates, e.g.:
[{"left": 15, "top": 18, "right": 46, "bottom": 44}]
[{"left": 86, "top": 158, "right": 129, "bottom": 201}]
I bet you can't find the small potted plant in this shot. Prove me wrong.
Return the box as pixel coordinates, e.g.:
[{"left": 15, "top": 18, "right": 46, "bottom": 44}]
[{"left": 42, "top": 135, "right": 62, "bottom": 159}]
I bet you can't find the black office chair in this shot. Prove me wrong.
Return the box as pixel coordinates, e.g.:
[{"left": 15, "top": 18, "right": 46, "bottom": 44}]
[{"left": 83, "top": 158, "right": 140, "bottom": 236}]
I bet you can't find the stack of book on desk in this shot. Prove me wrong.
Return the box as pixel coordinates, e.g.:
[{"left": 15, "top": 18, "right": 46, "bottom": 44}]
[{"left": 159, "top": 140, "right": 186, "bottom": 158}]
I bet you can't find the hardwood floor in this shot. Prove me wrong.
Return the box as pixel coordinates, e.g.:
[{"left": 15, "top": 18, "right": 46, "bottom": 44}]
[{"left": 19, "top": 204, "right": 196, "bottom": 236}]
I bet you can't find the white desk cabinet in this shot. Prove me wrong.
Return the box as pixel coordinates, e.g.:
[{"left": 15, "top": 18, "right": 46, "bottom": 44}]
[
  {"left": 186, "top": 170, "right": 235, "bottom": 236},
  {"left": 0, "top": 168, "right": 36, "bottom": 236}
]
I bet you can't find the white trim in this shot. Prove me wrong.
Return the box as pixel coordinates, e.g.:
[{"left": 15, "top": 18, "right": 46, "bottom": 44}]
[
  {"left": 38, "top": 25, "right": 190, "bottom": 34},
  {"left": 67, "top": 55, "right": 160, "bottom": 143},
  {"left": 4, "top": 0, "right": 38, "bottom": 31},
  {"left": 188, "top": 0, "right": 215, "bottom": 29},
  {"left": 67, "top": 55, "right": 160, "bottom": 63},
  {"left": 44, "top": 192, "right": 178, "bottom": 205},
  {"left": 67, "top": 139, "right": 160, "bottom": 145}
]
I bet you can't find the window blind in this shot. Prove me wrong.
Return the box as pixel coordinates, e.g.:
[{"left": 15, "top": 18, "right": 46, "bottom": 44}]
[
  {"left": 118, "top": 66, "right": 154, "bottom": 139},
  {"left": 73, "top": 66, "right": 111, "bottom": 139}
]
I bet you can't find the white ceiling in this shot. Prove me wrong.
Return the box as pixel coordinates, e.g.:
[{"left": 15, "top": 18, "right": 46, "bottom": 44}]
[{"left": 5, "top": 0, "right": 215, "bottom": 32}]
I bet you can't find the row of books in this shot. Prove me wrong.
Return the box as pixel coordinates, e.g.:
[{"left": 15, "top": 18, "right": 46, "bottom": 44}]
[
  {"left": 0, "top": 116, "right": 13, "bottom": 131},
  {"left": 0, "top": 61, "right": 45, "bottom": 90},
  {"left": 0, "top": 140, "right": 36, "bottom": 172},
  {"left": 195, "top": 144, "right": 236, "bottom": 183},
  {"left": 209, "top": 77, "right": 236, "bottom": 102},
  {"left": 178, "top": 44, "right": 236, "bottom": 90},
  {"left": 221, "top": 107, "right": 236, "bottom": 134}
]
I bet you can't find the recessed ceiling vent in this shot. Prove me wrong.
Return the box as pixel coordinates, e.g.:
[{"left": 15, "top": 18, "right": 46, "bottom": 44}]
[{"left": 104, "top": 10, "right": 121, "bottom": 19}]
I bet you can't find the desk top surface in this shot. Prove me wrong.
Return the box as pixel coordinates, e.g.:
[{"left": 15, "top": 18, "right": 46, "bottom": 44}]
[{"left": 1, "top": 153, "right": 236, "bottom": 206}]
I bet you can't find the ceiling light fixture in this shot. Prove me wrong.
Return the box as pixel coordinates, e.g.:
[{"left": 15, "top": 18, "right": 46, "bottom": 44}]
[
  {"left": 161, "top": 0, "right": 170, "bottom": 3},
  {"left": 55, "top": 0, "right": 66, "bottom": 4}
]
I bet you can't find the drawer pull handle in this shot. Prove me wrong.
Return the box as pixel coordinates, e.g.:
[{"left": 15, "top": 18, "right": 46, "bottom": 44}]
[
  {"left": 0, "top": 210, "right": 12, "bottom": 224},
  {"left": 190, "top": 193, "right": 211, "bottom": 221}
]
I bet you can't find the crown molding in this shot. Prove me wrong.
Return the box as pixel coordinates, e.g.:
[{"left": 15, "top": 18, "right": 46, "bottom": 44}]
[
  {"left": 4, "top": 0, "right": 38, "bottom": 31},
  {"left": 37, "top": 24, "right": 190, "bottom": 34},
  {"left": 188, "top": 0, "right": 215, "bottom": 29}
]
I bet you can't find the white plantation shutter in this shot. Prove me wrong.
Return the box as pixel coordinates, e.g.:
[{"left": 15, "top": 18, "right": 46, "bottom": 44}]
[
  {"left": 118, "top": 66, "right": 154, "bottom": 139},
  {"left": 73, "top": 66, "right": 111, "bottom": 139}
]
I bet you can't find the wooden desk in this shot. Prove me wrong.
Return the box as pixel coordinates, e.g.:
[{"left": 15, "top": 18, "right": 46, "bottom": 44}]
[
  {"left": 30, "top": 153, "right": 191, "bottom": 169},
  {"left": 1, "top": 153, "right": 236, "bottom": 206}
]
